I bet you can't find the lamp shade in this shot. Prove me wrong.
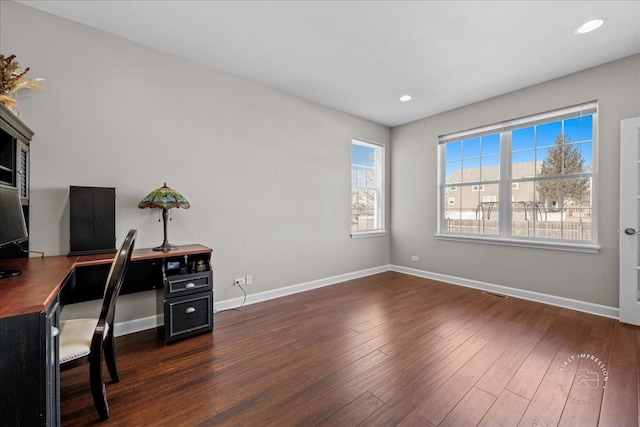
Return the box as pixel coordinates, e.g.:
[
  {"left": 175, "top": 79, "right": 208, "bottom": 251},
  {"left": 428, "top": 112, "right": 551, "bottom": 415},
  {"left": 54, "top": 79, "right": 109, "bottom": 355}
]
[{"left": 138, "top": 183, "right": 190, "bottom": 210}]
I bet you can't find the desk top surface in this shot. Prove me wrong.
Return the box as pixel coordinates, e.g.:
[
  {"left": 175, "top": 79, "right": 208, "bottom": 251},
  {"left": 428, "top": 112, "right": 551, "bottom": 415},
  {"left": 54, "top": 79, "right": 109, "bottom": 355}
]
[{"left": 0, "top": 244, "right": 212, "bottom": 319}]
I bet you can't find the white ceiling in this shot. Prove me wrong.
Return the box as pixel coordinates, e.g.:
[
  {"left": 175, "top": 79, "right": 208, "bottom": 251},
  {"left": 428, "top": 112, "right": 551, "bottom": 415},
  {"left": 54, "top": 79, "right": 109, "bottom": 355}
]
[{"left": 17, "top": 1, "right": 640, "bottom": 127}]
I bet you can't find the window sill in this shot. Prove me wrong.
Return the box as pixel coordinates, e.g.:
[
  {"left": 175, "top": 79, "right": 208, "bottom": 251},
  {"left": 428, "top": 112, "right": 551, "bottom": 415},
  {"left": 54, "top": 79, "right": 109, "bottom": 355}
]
[
  {"left": 351, "top": 231, "right": 387, "bottom": 239},
  {"left": 434, "top": 233, "right": 600, "bottom": 253}
]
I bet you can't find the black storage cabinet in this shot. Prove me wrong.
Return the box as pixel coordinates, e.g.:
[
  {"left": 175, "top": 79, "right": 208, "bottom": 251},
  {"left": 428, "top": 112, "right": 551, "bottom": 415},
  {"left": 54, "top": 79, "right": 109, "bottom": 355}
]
[{"left": 69, "top": 186, "right": 116, "bottom": 256}]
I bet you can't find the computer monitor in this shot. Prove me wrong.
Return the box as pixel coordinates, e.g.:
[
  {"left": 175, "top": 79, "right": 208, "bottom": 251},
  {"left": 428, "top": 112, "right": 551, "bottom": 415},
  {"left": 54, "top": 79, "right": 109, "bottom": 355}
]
[{"left": 0, "top": 184, "right": 28, "bottom": 278}]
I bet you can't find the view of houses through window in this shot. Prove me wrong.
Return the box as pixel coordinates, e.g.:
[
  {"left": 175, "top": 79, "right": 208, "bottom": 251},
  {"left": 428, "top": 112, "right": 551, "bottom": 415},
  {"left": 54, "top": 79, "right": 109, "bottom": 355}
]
[{"left": 440, "top": 103, "right": 596, "bottom": 245}]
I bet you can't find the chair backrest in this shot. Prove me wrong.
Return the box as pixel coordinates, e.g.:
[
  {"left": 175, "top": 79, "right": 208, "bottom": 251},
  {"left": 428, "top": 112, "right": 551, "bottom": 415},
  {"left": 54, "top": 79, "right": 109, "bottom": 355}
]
[{"left": 93, "top": 229, "right": 137, "bottom": 344}]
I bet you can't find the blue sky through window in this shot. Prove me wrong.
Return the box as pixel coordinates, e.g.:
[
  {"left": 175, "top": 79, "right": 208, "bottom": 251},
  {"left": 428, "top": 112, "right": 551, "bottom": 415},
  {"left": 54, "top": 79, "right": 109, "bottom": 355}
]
[{"left": 445, "top": 115, "right": 593, "bottom": 182}]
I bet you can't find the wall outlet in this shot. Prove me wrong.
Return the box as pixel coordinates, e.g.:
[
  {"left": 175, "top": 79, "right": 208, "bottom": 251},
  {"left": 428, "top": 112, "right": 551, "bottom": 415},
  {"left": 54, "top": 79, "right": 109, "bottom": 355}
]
[
  {"left": 411, "top": 256, "right": 419, "bottom": 262},
  {"left": 246, "top": 274, "right": 253, "bottom": 285},
  {"left": 234, "top": 277, "right": 245, "bottom": 286}
]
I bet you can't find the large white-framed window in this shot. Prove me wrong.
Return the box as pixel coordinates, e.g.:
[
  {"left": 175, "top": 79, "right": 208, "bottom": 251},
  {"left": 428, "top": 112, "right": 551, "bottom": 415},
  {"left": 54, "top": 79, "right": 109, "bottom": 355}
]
[
  {"left": 438, "top": 102, "right": 598, "bottom": 252},
  {"left": 351, "top": 138, "right": 385, "bottom": 237}
]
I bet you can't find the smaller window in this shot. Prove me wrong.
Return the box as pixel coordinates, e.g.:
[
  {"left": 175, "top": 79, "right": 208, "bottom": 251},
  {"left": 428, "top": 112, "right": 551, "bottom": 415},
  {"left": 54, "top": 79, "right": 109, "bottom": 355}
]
[
  {"left": 512, "top": 182, "right": 519, "bottom": 190},
  {"left": 450, "top": 186, "right": 458, "bottom": 192},
  {"left": 351, "top": 138, "right": 385, "bottom": 236},
  {"left": 472, "top": 185, "right": 485, "bottom": 192},
  {"left": 448, "top": 197, "right": 456, "bottom": 205}
]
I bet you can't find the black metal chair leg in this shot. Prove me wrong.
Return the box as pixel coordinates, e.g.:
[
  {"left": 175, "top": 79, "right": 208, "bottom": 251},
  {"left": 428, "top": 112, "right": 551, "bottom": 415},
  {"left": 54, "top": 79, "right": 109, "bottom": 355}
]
[
  {"left": 89, "top": 351, "right": 110, "bottom": 420},
  {"left": 104, "top": 333, "right": 120, "bottom": 383}
]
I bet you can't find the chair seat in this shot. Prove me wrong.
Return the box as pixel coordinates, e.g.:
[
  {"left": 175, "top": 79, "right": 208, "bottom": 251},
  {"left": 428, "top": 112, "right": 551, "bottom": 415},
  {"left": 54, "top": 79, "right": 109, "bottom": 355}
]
[{"left": 59, "top": 318, "right": 109, "bottom": 364}]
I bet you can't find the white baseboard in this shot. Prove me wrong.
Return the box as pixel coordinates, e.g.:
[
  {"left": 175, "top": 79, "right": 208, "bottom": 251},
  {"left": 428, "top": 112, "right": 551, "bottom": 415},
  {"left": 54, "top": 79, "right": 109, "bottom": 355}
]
[
  {"left": 213, "top": 264, "right": 392, "bottom": 312},
  {"left": 114, "top": 314, "right": 163, "bottom": 337},
  {"left": 391, "top": 265, "right": 619, "bottom": 319},
  {"left": 111, "top": 263, "right": 619, "bottom": 336},
  {"left": 113, "top": 265, "right": 391, "bottom": 336}
]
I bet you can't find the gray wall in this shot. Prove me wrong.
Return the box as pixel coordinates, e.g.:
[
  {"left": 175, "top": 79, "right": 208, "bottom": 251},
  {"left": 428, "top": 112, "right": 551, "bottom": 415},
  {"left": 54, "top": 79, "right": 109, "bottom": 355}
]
[
  {"left": 0, "top": 2, "right": 391, "bottom": 304},
  {"left": 391, "top": 54, "right": 640, "bottom": 308}
]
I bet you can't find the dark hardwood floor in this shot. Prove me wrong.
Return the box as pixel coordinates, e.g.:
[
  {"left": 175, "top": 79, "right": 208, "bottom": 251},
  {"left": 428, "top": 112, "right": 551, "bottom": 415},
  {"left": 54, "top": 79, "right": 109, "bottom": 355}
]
[{"left": 60, "top": 271, "right": 640, "bottom": 426}]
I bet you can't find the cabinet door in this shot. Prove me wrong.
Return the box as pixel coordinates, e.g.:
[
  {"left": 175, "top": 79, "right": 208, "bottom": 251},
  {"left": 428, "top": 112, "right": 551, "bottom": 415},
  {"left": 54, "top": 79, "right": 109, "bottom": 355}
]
[
  {"left": 92, "top": 187, "right": 116, "bottom": 251},
  {"left": 70, "top": 187, "right": 96, "bottom": 253}
]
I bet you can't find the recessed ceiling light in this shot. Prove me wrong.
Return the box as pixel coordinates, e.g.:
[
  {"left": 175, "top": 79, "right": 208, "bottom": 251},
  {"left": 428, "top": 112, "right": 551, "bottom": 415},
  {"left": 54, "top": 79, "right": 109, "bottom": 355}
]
[
  {"left": 399, "top": 95, "right": 412, "bottom": 102},
  {"left": 575, "top": 18, "right": 607, "bottom": 34}
]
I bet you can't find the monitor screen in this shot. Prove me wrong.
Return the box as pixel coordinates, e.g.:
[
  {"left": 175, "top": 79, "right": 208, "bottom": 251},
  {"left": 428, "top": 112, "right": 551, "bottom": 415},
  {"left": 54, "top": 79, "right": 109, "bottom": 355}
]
[{"left": 0, "top": 184, "right": 28, "bottom": 249}]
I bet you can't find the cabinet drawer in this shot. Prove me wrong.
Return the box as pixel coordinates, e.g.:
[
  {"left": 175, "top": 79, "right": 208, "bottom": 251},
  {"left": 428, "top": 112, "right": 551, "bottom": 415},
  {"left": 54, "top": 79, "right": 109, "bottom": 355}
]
[
  {"left": 165, "top": 292, "right": 213, "bottom": 342},
  {"left": 166, "top": 273, "right": 211, "bottom": 296}
]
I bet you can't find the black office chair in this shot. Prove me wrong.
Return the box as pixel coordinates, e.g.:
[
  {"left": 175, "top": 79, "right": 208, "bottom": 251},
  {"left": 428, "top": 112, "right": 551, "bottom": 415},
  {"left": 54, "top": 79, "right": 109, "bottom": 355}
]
[{"left": 59, "top": 229, "right": 137, "bottom": 420}]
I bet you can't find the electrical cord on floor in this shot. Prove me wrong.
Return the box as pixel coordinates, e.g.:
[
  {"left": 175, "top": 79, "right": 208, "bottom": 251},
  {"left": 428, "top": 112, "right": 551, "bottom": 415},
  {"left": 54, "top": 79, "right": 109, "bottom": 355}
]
[{"left": 213, "top": 283, "right": 247, "bottom": 314}]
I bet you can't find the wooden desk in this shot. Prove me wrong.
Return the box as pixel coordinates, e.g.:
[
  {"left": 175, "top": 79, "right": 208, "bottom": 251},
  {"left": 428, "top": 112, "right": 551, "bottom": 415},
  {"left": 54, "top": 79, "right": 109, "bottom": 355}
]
[{"left": 0, "top": 244, "right": 212, "bottom": 426}]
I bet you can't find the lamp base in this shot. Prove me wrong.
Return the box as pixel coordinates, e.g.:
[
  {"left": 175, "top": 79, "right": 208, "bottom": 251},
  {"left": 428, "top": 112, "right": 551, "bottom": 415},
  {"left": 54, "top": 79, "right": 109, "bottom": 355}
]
[{"left": 153, "top": 242, "right": 178, "bottom": 251}]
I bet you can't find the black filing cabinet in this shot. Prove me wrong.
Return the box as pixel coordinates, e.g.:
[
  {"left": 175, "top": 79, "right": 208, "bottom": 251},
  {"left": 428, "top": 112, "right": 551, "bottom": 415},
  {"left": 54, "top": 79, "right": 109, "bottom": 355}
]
[
  {"left": 161, "top": 252, "right": 213, "bottom": 343},
  {"left": 69, "top": 186, "right": 116, "bottom": 256}
]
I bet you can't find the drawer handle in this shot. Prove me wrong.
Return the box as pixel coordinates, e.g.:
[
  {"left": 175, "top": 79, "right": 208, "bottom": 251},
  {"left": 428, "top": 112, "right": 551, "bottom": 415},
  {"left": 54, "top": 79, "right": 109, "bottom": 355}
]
[
  {"left": 185, "top": 307, "right": 196, "bottom": 314},
  {"left": 185, "top": 283, "right": 196, "bottom": 289},
  {"left": 51, "top": 326, "right": 60, "bottom": 338}
]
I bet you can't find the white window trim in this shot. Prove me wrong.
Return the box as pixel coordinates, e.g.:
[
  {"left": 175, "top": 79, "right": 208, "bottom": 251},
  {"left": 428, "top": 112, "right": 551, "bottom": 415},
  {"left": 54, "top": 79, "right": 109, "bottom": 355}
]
[
  {"left": 351, "top": 138, "right": 386, "bottom": 238},
  {"left": 437, "top": 102, "right": 598, "bottom": 253}
]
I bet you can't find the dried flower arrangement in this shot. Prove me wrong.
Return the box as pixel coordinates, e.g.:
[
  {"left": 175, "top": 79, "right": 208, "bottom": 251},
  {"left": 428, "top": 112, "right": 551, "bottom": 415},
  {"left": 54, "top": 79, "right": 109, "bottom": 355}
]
[{"left": 0, "top": 54, "right": 44, "bottom": 110}]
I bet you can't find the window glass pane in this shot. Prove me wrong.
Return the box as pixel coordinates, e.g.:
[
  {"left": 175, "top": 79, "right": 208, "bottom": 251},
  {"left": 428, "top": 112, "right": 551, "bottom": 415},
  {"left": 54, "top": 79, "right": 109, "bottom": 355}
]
[
  {"left": 536, "top": 121, "right": 562, "bottom": 148},
  {"left": 512, "top": 151, "right": 536, "bottom": 179},
  {"left": 564, "top": 115, "right": 593, "bottom": 143},
  {"left": 446, "top": 160, "right": 462, "bottom": 184},
  {"left": 446, "top": 141, "right": 462, "bottom": 161},
  {"left": 365, "top": 146, "right": 375, "bottom": 167},
  {"left": 481, "top": 155, "right": 500, "bottom": 180},
  {"left": 512, "top": 180, "right": 536, "bottom": 203},
  {"left": 482, "top": 134, "right": 500, "bottom": 156},
  {"left": 564, "top": 178, "right": 592, "bottom": 241},
  {"left": 578, "top": 141, "right": 593, "bottom": 171},
  {"left": 538, "top": 134, "right": 590, "bottom": 178},
  {"left": 513, "top": 126, "right": 535, "bottom": 151},
  {"left": 356, "top": 167, "right": 367, "bottom": 187},
  {"left": 535, "top": 147, "right": 551, "bottom": 176},
  {"left": 443, "top": 184, "right": 498, "bottom": 236},
  {"left": 462, "top": 137, "right": 481, "bottom": 160},
  {"left": 353, "top": 144, "right": 365, "bottom": 165},
  {"left": 352, "top": 189, "right": 378, "bottom": 231},
  {"left": 562, "top": 141, "right": 587, "bottom": 175},
  {"left": 534, "top": 178, "right": 563, "bottom": 239},
  {"left": 366, "top": 168, "right": 376, "bottom": 186},
  {"left": 513, "top": 126, "right": 536, "bottom": 179},
  {"left": 463, "top": 158, "right": 481, "bottom": 182},
  {"left": 479, "top": 183, "right": 499, "bottom": 235}
]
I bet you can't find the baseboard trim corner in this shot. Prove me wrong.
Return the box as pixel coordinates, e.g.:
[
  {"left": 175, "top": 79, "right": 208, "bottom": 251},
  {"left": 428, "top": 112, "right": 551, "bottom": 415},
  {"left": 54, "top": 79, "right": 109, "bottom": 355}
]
[{"left": 391, "top": 264, "right": 619, "bottom": 319}]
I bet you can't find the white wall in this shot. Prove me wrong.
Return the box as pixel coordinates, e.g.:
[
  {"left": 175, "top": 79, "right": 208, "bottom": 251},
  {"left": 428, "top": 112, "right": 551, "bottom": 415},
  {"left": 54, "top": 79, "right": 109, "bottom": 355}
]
[
  {"left": 391, "top": 54, "right": 640, "bottom": 308},
  {"left": 0, "top": 2, "right": 391, "bottom": 308}
]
